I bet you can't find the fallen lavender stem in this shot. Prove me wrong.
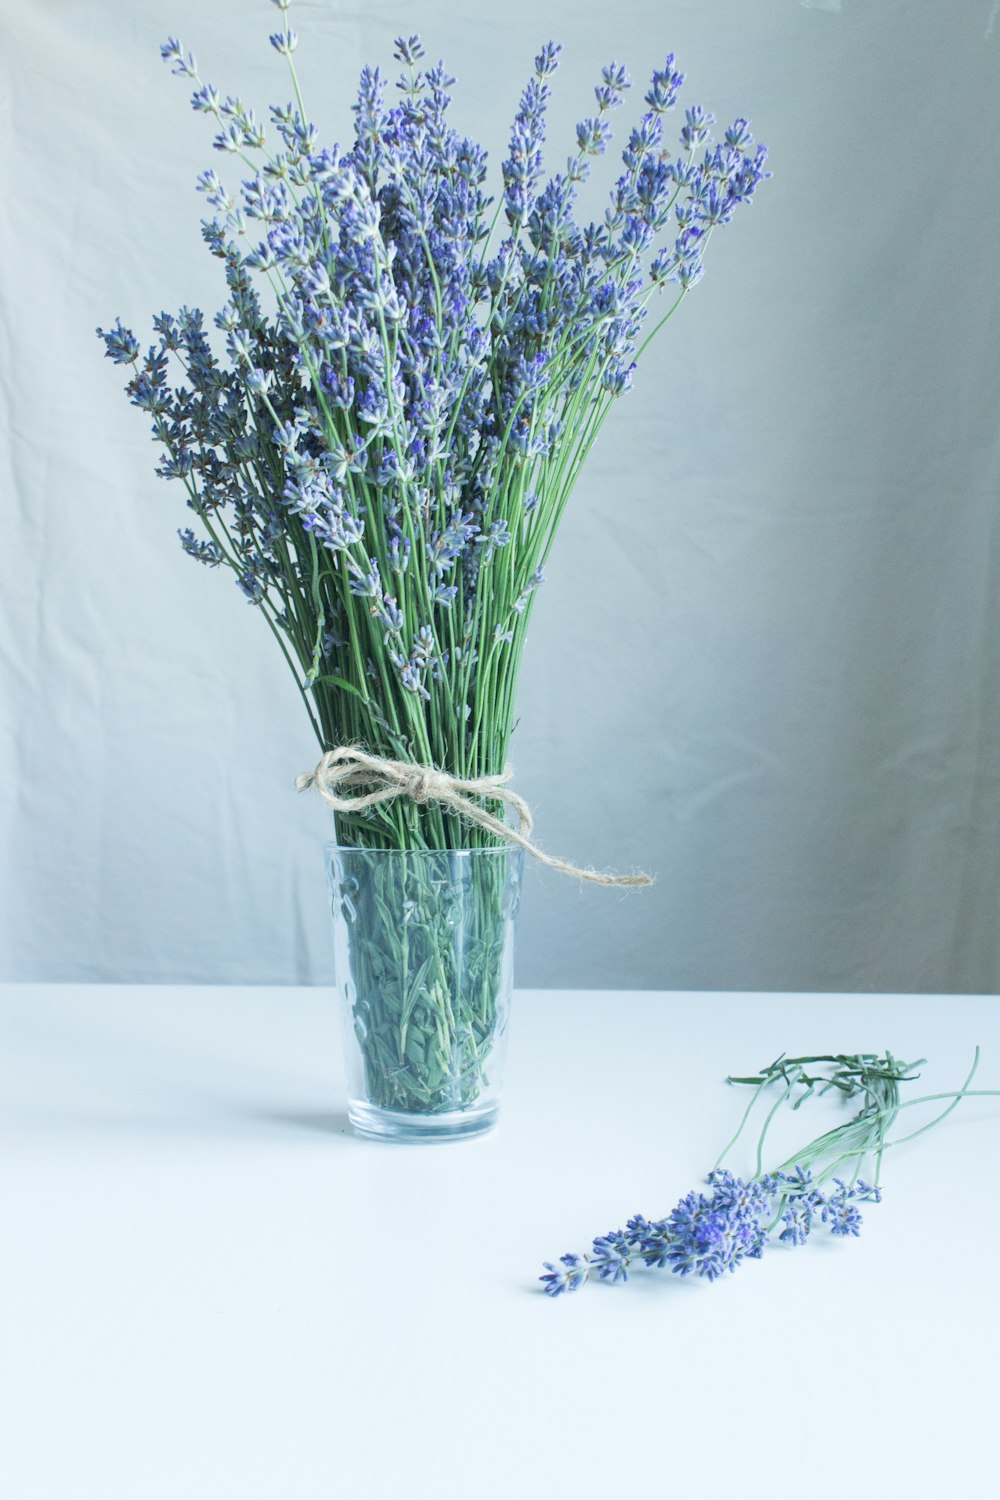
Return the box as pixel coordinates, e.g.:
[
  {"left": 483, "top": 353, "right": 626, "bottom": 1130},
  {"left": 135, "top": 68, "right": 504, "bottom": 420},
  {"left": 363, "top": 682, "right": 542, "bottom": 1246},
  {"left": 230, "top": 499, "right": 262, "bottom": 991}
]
[{"left": 541, "top": 1049, "right": 998, "bottom": 1295}]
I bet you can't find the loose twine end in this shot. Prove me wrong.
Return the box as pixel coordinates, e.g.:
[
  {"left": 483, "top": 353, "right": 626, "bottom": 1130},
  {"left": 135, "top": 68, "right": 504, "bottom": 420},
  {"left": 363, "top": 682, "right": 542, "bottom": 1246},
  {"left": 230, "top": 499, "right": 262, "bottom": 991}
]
[{"left": 296, "top": 745, "right": 654, "bottom": 888}]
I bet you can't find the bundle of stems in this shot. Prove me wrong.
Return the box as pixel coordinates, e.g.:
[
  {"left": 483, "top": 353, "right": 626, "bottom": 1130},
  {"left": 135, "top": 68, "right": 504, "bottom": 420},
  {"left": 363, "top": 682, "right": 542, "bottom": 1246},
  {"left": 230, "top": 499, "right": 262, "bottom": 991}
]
[{"left": 99, "top": 5, "right": 770, "bottom": 854}]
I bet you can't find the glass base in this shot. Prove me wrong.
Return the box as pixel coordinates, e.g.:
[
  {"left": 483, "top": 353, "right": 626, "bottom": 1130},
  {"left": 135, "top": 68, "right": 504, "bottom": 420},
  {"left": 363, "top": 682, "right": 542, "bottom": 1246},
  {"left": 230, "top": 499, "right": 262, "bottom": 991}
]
[{"left": 347, "top": 1098, "right": 500, "bottom": 1142}]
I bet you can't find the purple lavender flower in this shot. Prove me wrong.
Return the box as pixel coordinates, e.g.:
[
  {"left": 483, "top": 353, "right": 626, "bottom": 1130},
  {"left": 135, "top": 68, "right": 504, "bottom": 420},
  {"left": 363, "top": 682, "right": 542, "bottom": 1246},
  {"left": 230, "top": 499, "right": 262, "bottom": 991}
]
[
  {"left": 101, "top": 15, "right": 769, "bottom": 804},
  {"left": 178, "top": 528, "right": 223, "bottom": 566},
  {"left": 541, "top": 1169, "right": 880, "bottom": 1295},
  {"left": 645, "top": 55, "right": 685, "bottom": 114},
  {"left": 160, "top": 37, "right": 196, "bottom": 78},
  {"left": 540, "top": 1254, "right": 590, "bottom": 1296},
  {"left": 595, "top": 62, "right": 632, "bottom": 113},
  {"left": 680, "top": 103, "right": 715, "bottom": 152},
  {"left": 269, "top": 29, "right": 298, "bottom": 56},
  {"left": 96, "top": 319, "right": 140, "bottom": 365},
  {"left": 665, "top": 1171, "right": 771, "bottom": 1280},
  {"left": 821, "top": 1179, "right": 867, "bottom": 1237},
  {"left": 576, "top": 118, "right": 613, "bottom": 157},
  {"left": 778, "top": 1200, "right": 814, "bottom": 1246},
  {"left": 590, "top": 1231, "right": 633, "bottom": 1284},
  {"left": 503, "top": 69, "right": 555, "bottom": 230}
]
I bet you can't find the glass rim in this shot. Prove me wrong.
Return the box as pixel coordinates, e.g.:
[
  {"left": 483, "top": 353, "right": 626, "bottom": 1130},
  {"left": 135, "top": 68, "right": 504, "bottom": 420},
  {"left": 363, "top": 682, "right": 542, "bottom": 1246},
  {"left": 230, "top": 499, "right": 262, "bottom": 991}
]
[{"left": 323, "top": 841, "right": 522, "bottom": 859}]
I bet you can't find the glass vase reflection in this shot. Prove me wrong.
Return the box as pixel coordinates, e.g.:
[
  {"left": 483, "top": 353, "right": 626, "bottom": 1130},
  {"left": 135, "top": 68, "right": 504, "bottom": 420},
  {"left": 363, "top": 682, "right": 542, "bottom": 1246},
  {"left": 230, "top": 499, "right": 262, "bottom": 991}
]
[{"left": 326, "top": 845, "right": 523, "bottom": 1141}]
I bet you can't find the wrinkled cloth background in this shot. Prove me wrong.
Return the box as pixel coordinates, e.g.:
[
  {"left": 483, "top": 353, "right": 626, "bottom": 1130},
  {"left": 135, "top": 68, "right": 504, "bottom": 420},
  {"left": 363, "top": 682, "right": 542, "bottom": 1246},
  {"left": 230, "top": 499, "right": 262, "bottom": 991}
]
[{"left": 2, "top": 0, "right": 998, "bottom": 991}]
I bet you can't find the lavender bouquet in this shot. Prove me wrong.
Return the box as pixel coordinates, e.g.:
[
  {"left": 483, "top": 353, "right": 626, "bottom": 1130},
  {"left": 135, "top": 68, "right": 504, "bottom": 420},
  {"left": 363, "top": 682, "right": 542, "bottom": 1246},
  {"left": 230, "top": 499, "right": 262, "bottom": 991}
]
[{"left": 98, "top": 2, "right": 769, "bottom": 1125}]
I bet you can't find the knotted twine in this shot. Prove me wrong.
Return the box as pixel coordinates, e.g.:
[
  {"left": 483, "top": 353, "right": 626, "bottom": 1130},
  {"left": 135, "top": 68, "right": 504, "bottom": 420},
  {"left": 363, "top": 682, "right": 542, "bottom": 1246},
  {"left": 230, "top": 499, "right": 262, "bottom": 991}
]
[{"left": 296, "top": 745, "right": 654, "bottom": 888}]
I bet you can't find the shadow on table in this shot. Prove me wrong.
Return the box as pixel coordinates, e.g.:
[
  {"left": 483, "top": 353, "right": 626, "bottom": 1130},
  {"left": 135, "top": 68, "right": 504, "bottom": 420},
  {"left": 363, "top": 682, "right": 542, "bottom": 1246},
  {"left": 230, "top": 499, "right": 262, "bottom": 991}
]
[
  {"left": 7, "top": 1094, "right": 354, "bottom": 1143},
  {"left": 236, "top": 1105, "right": 352, "bottom": 1136}
]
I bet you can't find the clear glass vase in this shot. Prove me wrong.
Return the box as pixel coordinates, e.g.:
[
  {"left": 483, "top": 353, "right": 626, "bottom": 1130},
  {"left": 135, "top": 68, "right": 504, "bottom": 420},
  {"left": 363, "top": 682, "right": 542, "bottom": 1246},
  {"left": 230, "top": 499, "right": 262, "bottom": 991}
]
[{"left": 326, "top": 845, "right": 524, "bottom": 1142}]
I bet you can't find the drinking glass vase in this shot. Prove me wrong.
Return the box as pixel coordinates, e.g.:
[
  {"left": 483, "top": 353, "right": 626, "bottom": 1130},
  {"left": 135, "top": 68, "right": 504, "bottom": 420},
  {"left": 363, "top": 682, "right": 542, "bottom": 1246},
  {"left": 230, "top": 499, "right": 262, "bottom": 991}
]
[{"left": 326, "top": 844, "right": 524, "bottom": 1141}]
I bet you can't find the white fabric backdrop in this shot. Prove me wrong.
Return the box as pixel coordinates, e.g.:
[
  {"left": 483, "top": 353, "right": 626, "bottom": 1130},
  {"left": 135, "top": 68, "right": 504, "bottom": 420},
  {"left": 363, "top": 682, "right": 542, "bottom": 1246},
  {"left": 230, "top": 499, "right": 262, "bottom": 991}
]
[{"left": 2, "top": 0, "right": 999, "bottom": 991}]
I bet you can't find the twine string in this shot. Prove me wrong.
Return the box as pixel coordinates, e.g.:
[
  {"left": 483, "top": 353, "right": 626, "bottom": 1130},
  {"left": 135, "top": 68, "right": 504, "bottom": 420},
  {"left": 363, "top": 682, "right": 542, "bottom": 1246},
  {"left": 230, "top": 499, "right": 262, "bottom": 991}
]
[{"left": 296, "top": 745, "right": 654, "bottom": 888}]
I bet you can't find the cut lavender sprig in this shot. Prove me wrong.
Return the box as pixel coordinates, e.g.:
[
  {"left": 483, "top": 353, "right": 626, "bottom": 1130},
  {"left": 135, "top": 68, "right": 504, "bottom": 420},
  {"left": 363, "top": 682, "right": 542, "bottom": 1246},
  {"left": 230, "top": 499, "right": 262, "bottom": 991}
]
[{"left": 542, "top": 1051, "right": 996, "bottom": 1295}]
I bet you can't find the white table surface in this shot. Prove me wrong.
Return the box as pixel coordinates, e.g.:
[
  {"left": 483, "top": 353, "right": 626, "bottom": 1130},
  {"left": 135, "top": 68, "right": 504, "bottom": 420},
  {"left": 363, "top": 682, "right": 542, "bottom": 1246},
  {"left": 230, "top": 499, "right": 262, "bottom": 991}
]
[{"left": 2, "top": 983, "right": 998, "bottom": 1500}]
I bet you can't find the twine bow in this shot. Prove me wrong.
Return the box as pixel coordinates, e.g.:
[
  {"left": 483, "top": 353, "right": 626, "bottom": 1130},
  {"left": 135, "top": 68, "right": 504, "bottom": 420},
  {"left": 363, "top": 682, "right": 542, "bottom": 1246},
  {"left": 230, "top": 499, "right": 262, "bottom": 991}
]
[{"left": 296, "top": 745, "right": 654, "bottom": 888}]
